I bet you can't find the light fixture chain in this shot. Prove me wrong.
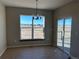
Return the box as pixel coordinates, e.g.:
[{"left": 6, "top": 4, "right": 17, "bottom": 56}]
[{"left": 36, "top": 0, "right": 38, "bottom": 16}]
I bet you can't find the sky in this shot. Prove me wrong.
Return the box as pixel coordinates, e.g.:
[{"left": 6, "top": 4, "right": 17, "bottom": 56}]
[
  {"left": 20, "top": 15, "right": 72, "bottom": 26},
  {"left": 20, "top": 15, "right": 45, "bottom": 25},
  {"left": 58, "top": 17, "right": 72, "bottom": 26}
]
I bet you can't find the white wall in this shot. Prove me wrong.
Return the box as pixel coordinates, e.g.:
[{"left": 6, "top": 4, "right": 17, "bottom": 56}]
[{"left": 0, "top": 2, "right": 6, "bottom": 56}]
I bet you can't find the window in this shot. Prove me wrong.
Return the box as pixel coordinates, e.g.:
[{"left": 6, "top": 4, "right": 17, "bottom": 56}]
[{"left": 20, "top": 15, "right": 45, "bottom": 40}]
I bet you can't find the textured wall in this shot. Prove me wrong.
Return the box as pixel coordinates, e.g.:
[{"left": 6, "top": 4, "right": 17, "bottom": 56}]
[{"left": 6, "top": 7, "right": 53, "bottom": 48}]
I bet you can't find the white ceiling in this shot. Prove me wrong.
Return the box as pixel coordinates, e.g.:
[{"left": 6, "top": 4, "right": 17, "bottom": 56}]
[{"left": 0, "top": 0, "right": 72, "bottom": 10}]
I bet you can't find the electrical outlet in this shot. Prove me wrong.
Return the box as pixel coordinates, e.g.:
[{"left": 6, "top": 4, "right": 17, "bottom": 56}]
[{"left": 14, "top": 40, "right": 17, "bottom": 42}]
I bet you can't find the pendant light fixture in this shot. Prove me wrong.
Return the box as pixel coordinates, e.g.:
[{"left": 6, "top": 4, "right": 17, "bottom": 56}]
[{"left": 32, "top": 0, "right": 42, "bottom": 20}]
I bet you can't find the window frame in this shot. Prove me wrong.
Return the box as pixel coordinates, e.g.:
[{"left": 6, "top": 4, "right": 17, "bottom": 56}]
[{"left": 19, "top": 15, "right": 45, "bottom": 41}]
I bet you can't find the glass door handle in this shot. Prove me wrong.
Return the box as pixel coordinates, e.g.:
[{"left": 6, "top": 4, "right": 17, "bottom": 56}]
[{"left": 61, "top": 31, "right": 63, "bottom": 40}]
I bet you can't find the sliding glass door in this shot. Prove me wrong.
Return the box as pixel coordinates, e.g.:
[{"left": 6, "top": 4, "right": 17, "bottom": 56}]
[
  {"left": 64, "top": 18, "right": 72, "bottom": 54},
  {"left": 57, "top": 17, "right": 72, "bottom": 54},
  {"left": 57, "top": 19, "right": 64, "bottom": 50}
]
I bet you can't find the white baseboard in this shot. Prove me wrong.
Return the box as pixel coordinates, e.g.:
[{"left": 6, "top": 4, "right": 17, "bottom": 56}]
[
  {"left": 8, "top": 44, "right": 51, "bottom": 48},
  {"left": 0, "top": 48, "right": 7, "bottom": 57},
  {"left": 71, "top": 55, "right": 78, "bottom": 59}
]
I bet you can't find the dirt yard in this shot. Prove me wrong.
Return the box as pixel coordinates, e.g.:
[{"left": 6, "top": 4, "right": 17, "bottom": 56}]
[{"left": 20, "top": 27, "right": 44, "bottom": 39}]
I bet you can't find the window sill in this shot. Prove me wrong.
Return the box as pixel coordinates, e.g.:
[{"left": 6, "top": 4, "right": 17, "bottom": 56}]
[{"left": 20, "top": 39, "right": 45, "bottom": 41}]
